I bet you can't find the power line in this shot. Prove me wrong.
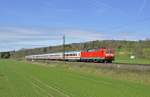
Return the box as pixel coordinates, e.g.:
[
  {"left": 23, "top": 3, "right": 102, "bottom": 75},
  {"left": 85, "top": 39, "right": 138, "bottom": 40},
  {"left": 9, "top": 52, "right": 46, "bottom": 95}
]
[{"left": 63, "top": 34, "right": 65, "bottom": 61}]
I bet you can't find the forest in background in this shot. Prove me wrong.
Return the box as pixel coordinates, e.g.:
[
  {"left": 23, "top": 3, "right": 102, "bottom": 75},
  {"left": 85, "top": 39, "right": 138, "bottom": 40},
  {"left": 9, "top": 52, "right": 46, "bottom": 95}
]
[{"left": 1, "top": 40, "right": 150, "bottom": 64}]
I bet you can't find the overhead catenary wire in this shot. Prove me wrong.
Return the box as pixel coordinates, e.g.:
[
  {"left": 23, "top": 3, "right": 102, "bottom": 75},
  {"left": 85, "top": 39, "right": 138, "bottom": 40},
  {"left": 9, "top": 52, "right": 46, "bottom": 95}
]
[{"left": 63, "top": 34, "right": 65, "bottom": 61}]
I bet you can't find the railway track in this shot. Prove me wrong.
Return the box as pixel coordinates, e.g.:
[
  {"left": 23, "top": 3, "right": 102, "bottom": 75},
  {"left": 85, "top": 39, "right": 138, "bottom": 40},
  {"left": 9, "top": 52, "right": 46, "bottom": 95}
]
[
  {"left": 95, "top": 62, "right": 150, "bottom": 71},
  {"left": 28, "top": 60, "right": 150, "bottom": 71},
  {"left": 65, "top": 61, "right": 150, "bottom": 71},
  {"left": 114, "top": 62, "right": 150, "bottom": 66}
]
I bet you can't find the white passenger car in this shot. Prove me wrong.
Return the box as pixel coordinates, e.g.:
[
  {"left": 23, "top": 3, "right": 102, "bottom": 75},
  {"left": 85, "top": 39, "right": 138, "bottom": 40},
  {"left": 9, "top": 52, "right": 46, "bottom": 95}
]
[
  {"left": 25, "top": 51, "right": 81, "bottom": 61},
  {"left": 25, "top": 53, "right": 63, "bottom": 60},
  {"left": 64, "top": 51, "right": 81, "bottom": 60}
]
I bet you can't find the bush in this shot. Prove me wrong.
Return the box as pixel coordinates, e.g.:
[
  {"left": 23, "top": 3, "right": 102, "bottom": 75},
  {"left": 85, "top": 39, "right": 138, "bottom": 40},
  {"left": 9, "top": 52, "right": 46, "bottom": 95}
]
[{"left": 0, "top": 52, "right": 11, "bottom": 59}]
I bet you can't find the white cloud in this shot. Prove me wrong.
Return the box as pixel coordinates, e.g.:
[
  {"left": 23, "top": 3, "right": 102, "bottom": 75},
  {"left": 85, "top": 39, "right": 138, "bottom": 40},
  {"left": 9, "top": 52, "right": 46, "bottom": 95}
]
[{"left": 0, "top": 26, "right": 148, "bottom": 51}]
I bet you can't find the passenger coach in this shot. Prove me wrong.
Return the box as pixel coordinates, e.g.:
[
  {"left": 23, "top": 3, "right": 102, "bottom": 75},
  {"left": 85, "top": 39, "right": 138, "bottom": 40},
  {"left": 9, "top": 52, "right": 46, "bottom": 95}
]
[{"left": 25, "top": 48, "right": 115, "bottom": 63}]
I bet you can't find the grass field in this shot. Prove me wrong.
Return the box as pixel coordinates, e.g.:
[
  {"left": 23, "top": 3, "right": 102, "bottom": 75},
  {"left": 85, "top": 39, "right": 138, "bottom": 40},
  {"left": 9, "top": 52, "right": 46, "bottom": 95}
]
[
  {"left": 0, "top": 60, "right": 150, "bottom": 97},
  {"left": 115, "top": 48, "right": 150, "bottom": 64},
  {"left": 115, "top": 57, "right": 150, "bottom": 64}
]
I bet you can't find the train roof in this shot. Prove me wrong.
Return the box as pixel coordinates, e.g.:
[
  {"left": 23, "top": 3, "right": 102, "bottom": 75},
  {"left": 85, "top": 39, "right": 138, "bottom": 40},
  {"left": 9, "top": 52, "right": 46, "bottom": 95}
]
[
  {"left": 65, "top": 50, "right": 81, "bottom": 53},
  {"left": 25, "top": 50, "right": 81, "bottom": 57}
]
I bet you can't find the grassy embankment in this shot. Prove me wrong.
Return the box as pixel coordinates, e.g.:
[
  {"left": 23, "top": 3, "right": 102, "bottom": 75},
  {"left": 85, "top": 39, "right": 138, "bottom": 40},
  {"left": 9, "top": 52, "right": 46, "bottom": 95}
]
[{"left": 0, "top": 59, "right": 150, "bottom": 97}]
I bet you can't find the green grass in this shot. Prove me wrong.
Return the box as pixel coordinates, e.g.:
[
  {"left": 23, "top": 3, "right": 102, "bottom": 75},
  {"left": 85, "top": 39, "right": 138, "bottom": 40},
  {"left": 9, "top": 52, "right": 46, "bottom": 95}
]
[
  {"left": 115, "top": 56, "right": 150, "bottom": 64},
  {"left": 115, "top": 48, "right": 150, "bottom": 64},
  {"left": 0, "top": 60, "right": 150, "bottom": 97}
]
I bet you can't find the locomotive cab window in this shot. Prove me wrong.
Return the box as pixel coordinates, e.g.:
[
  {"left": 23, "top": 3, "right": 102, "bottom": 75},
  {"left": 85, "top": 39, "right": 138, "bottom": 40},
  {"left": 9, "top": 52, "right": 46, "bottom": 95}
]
[{"left": 106, "top": 49, "right": 113, "bottom": 54}]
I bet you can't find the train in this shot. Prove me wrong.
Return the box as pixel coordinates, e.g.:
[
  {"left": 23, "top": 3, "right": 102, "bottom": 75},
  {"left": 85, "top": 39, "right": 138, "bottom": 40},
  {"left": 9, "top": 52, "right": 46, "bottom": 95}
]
[{"left": 25, "top": 48, "right": 115, "bottom": 63}]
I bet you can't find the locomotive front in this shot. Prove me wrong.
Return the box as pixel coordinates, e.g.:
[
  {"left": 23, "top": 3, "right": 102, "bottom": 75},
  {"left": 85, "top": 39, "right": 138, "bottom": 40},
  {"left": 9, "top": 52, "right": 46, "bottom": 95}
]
[{"left": 104, "top": 48, "right": 115, "bottom": 63}]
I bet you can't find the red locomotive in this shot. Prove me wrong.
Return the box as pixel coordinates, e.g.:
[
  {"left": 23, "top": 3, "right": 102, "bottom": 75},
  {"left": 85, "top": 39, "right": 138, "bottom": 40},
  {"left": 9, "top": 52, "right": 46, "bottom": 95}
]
[
  {"left": 26, "top": 48, "right": 115, "bottom": 63},
  {"left": 81, "top": 48, "right": 115, "bottom": 63}
]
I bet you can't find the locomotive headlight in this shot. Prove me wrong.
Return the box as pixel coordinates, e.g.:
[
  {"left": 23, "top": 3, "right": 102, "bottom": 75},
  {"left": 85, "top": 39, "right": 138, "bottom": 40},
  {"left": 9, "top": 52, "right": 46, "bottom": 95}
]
[{"left": 106, "top": 54, "right": 114, "bottom": 57}]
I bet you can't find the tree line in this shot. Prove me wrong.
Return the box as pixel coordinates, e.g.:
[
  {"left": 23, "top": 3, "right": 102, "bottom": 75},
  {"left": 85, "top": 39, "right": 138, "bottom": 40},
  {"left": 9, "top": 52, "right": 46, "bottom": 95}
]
[
  {"left": 0, "top": 52, "right": 11, "bottom": 59},
  {"left": 1, "top": 40, "right": 150, "bottom": 60}
]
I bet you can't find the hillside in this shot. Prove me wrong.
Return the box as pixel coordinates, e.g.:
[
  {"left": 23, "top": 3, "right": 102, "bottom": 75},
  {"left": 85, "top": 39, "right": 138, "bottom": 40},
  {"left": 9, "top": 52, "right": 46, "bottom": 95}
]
[{"left": 1, "top": 40, "right": 150, "bottom": 64}]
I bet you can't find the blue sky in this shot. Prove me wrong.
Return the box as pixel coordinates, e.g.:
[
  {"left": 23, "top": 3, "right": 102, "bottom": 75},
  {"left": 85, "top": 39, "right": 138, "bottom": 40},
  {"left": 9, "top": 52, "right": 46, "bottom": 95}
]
[{"left": 0, "top": 0, "right": 150, "bottom": 51}]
